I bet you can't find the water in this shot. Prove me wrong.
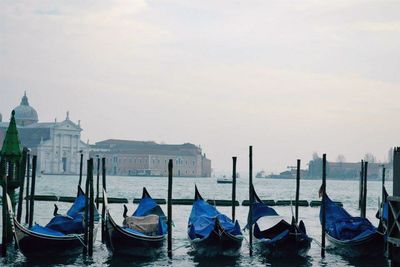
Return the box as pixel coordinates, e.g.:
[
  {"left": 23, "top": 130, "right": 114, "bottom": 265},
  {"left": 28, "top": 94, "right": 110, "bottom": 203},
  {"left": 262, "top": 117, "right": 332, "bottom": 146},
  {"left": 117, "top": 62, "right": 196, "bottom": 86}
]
[{"left": 0, "top": 175, "right": 392, "bottom": 266}]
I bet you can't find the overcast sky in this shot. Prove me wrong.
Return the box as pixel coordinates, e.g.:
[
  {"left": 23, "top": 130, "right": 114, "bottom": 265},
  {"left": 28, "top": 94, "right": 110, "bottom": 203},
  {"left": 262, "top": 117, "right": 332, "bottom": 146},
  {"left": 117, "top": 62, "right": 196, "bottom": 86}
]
[{"left": 1, "top": 1, "right": 400, "bottom": 173}]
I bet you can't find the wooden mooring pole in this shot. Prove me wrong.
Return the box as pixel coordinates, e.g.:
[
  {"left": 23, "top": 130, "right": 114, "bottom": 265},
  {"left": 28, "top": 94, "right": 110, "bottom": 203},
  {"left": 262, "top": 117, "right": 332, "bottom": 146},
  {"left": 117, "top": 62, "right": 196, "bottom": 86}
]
[
  {"left": 101, "top": 157, "right": 107, "bottom": 243},
  {"left": 88, "top": 159, "right": 94, "bottom": 257},
  {"left": 83, "top": 159, "right": 91, "bottom": 255},
  {"left": 28, "top": 155, "right": 37, "bottom": 228},
  {"left": 359, "top": 160, "right": 364, "bottom": 210},
  {"left": 321, "top": 153, "right": 327, "bottom": 258},
  {"left": 382, "top": 165, "right": 386, "bottom": 203},
  {"left": 25, "top": 152, "right": 30, "bottom": 224},
  {"left": 96, "top": 156, "right": 100, "bottom": 210},
  {"left": 388, "top": 147, "right": 400, "bottom": 266},
  {"left": 361, "top": 161, "right": 368, "bottom": 218},
  {"left": 232, "top": 157, "right": 237, "bottom": 222},
  {"left": 167, "top": 159, "right": 173, "bottom": 259},
  {"left": 78, "top": 151, "right": 83, "bottom": 188},
  {"left": 248, "top": 146, "right": 253, "bottom": 256},
  {"left": 295, "top": 159, "right": 300, "bottom": 223},
  {"left": 16, "top": 148, "right": 28, "bottom": 223},
  {"left": 1, "top": 161, "right": 7, "bottom": 257}
]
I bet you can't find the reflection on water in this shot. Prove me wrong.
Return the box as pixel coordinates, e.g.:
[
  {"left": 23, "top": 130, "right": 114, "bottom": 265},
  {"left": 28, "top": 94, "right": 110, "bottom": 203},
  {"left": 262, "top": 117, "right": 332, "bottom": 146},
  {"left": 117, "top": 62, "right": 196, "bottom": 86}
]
[{"left": 0, "top": 175, "right": 392, "bottom": 266}]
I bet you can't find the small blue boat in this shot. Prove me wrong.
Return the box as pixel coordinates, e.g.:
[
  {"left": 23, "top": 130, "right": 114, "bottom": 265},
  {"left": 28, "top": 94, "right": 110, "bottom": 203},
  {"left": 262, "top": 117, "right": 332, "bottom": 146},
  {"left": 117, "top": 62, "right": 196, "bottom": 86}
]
[
  {"left": 320, "top": 193, "right": 385, "bottom": 257},
  {"left": 104, "top": 187, "right": 167, "bottom": 257},
  {"left": 9, "top": 186, "right": 98, "bottom": 258},
  {"left": 187, "top": 186, "right": 243, "bottom": 256},
  {"left": 247, "top": 186, "right": 311, "bottom": 257}
]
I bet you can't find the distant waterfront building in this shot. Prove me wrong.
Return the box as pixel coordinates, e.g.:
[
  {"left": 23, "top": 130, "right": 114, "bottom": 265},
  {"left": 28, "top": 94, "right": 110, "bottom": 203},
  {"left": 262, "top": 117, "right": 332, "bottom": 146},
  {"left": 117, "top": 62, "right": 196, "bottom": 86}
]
[
  {"left": 90, "top": 139, "right": 212, "bottom": 177},
  {"left": 308, "top": 157, "right": 384, "bottom": 179},
  {"left": 0, "top": 92, "right": 89, "bottom": 174}
]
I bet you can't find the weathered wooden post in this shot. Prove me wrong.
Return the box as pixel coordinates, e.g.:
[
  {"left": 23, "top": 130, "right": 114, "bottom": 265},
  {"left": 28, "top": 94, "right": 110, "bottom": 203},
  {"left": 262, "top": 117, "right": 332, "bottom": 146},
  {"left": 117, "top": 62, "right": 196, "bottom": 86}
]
[
  {"left": 88, "top": 159, "right": 94, "bottom": 256},
  {"left": 16, "top": 147, "right": 28, "bottom": 222},
  {"left": 321, "top": 153, "right": 327, "bottom": 258},
  {"left": 96, "top": 156, "right": 100, "bottom": 210},
  {"left": 1, "top": 161, "right": 7, "bottom": 257},
  {"left": 25, "top": 152, "right": 30, "bottom": 224},
  {"left": 232, "top": 156, "right": 237, "bottom": 222},
  {"left": 167, "top": 159, "right": 173, "bottom": 258},
  {"left": 359, "top": 160, "right": 364, "bottom": 210},
  {"left": 28, "top": 155, "right": 37, "bottom": 228},
  {"left": 249, "top": 146, "right": 253, "bottom": 256},
  {"left": 83, "top": 159, "right": 91, "bottom": 255},
  {"left": 101, "top": 157, "right": 107, "bottom": 243},
  {"left": 361, "top": 161, "right": 368, "bottom": 218},
  {"left": 295, "top": 159, "right": 300, "bottom": 223},
  {"left": 394, "top": 147, "right": 400, "bottom": 197},
  {"left": 78, "top": 150, "right": 83, "bottom": 187},
  {"left": 388, "top": 147, "right": 400, "bottom": 266},
  {"left": 382, "top": 165, "right": 386, "bottom": 203}
]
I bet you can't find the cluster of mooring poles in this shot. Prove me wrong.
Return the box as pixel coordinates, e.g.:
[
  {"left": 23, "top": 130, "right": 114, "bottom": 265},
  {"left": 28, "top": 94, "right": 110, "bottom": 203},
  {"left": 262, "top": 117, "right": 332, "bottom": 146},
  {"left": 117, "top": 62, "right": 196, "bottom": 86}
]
[{"left": 0, "top": 110, "right": 399, "bottom": 264}]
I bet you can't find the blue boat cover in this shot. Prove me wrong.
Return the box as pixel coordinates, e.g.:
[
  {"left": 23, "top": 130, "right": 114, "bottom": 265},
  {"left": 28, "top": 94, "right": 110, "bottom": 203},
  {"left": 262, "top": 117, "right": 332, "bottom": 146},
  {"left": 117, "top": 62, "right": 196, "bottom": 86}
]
[
  {"left": 188, "top": 197, "right": 242, "bottom": 240},
  {"left": 124, "top": 188, "right": 167, "bottom": 236},
  {"left": 320, "top": 193, "right": 378, "bottom": 241},
  {"left": 245, "top": 186, "right": 279, "bottom": 229},
  {"left": 30, "top": 224, "right": 65, "bottom": 237},
  {"left": 30, "top": 187, "right": 98, "bottom": 236}
]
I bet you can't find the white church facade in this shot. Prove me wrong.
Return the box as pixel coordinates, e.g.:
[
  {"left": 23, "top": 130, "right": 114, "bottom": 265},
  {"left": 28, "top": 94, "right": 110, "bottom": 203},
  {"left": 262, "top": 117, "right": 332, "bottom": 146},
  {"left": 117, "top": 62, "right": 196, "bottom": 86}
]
[{"left": 0, "top": 93, "right": 89, "bottom": 175}]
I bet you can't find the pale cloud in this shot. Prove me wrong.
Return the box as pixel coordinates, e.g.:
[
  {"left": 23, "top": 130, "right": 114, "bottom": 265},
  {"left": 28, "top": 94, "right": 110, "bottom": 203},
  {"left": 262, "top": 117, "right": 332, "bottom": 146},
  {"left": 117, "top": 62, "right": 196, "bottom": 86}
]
[{"left": 1, "top": 1, "right": 400, "bottom": 172}]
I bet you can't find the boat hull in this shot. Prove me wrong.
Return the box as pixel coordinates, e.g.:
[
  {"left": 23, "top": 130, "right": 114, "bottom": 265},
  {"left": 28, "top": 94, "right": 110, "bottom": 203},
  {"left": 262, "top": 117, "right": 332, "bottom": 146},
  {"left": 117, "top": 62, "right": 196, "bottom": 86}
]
[
  {"left": 14, "top": 219, "right": 84, "bottom": 258},
  {"left": 255, "top": 232, "right": 311, "bottom": 258},
  {"left": 326, "top": 231, "right": 385, "bottom": 257},
  {"left": 105, "top": 211, "right": 165, "bottom": 257},
  {"left": 190, "top": 228, "right": 243, "bottom": 257}
]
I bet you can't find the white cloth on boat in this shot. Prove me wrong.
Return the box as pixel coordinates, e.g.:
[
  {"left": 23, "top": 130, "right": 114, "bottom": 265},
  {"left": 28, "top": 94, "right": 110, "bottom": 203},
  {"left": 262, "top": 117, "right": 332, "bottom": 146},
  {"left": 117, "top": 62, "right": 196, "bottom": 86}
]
[{"left": 123, "top": 214, "right": 159, "bottom": 235}]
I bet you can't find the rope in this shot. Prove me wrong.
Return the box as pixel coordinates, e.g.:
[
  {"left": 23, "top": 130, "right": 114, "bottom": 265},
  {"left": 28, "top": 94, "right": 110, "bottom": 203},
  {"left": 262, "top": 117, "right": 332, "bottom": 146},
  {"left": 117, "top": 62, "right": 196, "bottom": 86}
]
[{"left": 311, "top": 238, "right": 326, "bottom": 250}]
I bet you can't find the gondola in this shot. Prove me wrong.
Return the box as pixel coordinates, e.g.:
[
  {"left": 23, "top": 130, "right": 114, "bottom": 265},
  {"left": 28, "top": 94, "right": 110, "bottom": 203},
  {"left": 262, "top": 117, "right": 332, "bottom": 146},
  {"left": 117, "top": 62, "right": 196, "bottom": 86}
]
[
  {"left": 103, "top": 187, "right": 167, "bottom": 257},
  {"left": 8, "top": 186, "right": 99, "bottom": 258},
  {"left": 187, "top": 186, "right": 243, "bottom": 256},
  {"left": 246, "top": 186, "right": 311, "bottom": 258},
  {"left": 320, "top": 192, "right": 385, "bottom": 257}
]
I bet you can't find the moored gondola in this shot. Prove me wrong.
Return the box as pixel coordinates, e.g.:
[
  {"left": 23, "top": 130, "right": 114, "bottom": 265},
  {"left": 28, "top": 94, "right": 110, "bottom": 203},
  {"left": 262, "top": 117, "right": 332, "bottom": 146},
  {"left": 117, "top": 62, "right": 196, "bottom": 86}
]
[
  {"left": 103, "top": 187, "right": 167, "bottom": 257},
  {"left": 246, "top": 186, "right": 311, "bottom": 258},
  {"left": 188, "top": 186, "right": 243, "bottom": 257},
  {"left": 320, "top": 192, "right": 385, "bottom": 257},
  {"left": 8, "top": 186, "right": 99, "bottom": 258}
]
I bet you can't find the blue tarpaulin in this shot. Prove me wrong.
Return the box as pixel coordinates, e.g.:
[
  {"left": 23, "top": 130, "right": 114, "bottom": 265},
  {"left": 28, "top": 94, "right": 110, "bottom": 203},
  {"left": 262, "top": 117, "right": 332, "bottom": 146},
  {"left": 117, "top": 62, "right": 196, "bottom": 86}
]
[
  {"left": 124, "top": 188, "right": 167, "bottom": 236},
  {"left": 30, "top": 186, "right": 98, "bottom": 236},
  {"left": 188, "top": 198, "right": 242, "bottom": 240},
  {"left": 320, "top": 193, "right": 377, "bottom": 241}
]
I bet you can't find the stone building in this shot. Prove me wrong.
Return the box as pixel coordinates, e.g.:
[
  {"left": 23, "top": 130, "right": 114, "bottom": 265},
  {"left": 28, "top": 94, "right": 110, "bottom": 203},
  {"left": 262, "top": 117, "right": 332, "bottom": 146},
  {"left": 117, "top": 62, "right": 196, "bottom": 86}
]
[
  {"left": 90, "top": 139, "right": 212, "bottom": 177},
  {"left": 0, "top": 93, "right": 89, "bottom": 174}
]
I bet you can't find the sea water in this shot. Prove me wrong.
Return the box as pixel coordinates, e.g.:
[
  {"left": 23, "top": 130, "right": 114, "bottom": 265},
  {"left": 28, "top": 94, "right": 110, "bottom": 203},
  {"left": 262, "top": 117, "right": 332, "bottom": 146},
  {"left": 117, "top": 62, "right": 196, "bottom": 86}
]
[{"left": 0, "top": 175, "right": 392, "bottom": 266}]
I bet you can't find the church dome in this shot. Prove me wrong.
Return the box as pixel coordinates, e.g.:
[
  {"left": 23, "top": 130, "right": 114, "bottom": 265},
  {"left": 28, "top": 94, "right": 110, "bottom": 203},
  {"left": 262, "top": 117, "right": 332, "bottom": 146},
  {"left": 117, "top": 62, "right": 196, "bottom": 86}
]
[{"left": 14, "top": 92, "right": 38, "bottom": 126}]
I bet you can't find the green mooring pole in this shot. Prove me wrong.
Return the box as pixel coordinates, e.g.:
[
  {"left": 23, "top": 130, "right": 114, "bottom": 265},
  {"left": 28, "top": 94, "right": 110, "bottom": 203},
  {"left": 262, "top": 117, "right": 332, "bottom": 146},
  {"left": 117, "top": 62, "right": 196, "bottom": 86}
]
[
  {"left": 78, "top": 152, "right": 83, "bottom": 187},
  {"left": 167, "top": 159, "right": 173, "bottom": 259}
]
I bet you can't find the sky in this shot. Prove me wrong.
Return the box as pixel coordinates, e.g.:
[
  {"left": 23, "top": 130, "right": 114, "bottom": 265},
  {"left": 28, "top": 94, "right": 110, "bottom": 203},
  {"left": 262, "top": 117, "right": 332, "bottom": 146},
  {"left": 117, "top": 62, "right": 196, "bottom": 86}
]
[{"left": 1, "top": 0, "right": 400, "bottom": 173}]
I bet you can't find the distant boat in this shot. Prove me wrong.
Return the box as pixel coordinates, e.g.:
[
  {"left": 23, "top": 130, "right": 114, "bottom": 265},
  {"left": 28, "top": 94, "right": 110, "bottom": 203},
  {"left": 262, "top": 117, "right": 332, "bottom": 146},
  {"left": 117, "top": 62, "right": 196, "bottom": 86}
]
[{"left": 217, "top": 175, "right": 232, "bottom": 184}]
